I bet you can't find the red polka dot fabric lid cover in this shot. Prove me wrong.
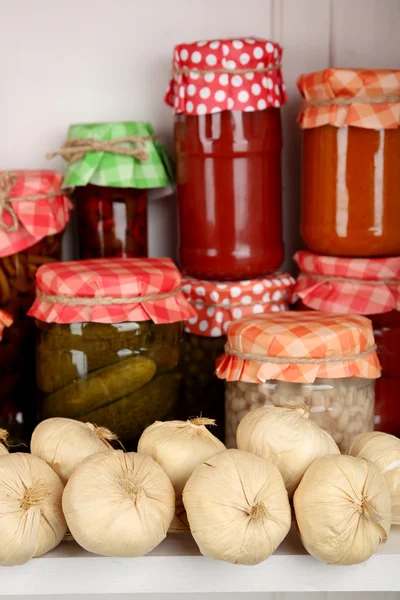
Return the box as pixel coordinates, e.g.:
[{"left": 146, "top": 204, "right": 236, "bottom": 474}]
[
  {"left": 165, "top": 37, "right": 287, "bottom": 115},
  {"left": 182, "top": 273, "right": 295, "bottom": 337},
  {"left": 292, "top": 251, "right": 400, "bottom": 315},
  {"left": 28, "top": 258, "right": 196, "bottom": 325}
]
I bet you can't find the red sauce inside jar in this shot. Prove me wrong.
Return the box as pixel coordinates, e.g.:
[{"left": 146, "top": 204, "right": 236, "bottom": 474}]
[
  {"left": 175, "top": 109, "right": 283, "bottom": 280},
  {"left": 74, "top": 184, "right": 148, "bottom": 259}
]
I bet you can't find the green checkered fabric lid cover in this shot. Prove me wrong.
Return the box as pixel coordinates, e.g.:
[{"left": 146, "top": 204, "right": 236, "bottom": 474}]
[{"left": 63, "top": 122, "right": 174, "bottom": 189}]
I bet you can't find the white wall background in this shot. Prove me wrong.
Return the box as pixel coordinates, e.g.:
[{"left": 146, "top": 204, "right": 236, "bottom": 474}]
[{"left": 2, "top": 0, "right": 400, "bottom": 597}]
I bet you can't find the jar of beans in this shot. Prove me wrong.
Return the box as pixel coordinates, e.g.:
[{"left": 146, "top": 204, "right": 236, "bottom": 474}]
[{"left": 216, "top": 312, "right": 380, "bottom": 451}]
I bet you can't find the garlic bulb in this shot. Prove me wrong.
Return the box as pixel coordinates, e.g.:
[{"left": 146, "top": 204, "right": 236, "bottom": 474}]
[
  {"left": 237, "top": 404, "right": 339, "bottom": 495},
  {"left": 31, "top": 417, "right": 117, "bottom": 484},
  {"left": 294, "top": 454, "right": 391, "bottom": 565},
  {"left": 0, "top": 429, "right": 9, "bottom": 455},
  {"left": 183, "top": 449, "right": 291, "bottom": 565},
  {"left": 63, "top": 450, "right": 175, "bottom": 557},
  {"left": 138, "top": 418, "right": 226, "bottom": 532},
  {"left": 0, "top": 453, "right": 66, "bottom": 566},
  {"left": 349, "top": 431, "right": 400, "bottom": 524}
]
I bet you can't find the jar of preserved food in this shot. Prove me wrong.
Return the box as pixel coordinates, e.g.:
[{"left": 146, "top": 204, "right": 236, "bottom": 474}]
[
  {"left": 180, "top": 272, "right": 294, "bottom": 440},
  {"left": 165, "top": 37, "right": 287, "bottom": 280},
  {"left": 0, "top": 170, "right": 71, "bottom": 444},
  {"left": 216, "top": 312, "right": 381, "bottom": 451},
  {"left": 48, "top": 121, "right": 174, "bottom": 259},
  {"left": 298, "top": 69, "right": 400, "bottom": 257},
  {"left": 28, "top": 258, "right": 195, "bottom": 448},
  {"left": 293, "top": 250, "right": 400, "bottom": 437}
]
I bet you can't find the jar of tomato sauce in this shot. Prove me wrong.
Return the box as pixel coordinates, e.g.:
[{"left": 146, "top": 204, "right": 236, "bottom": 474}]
[
  {"left": 292, "top": 251, "right": 400, "bottom": 437},
  {"left": 48, "top": 122, "right": 174, "bottom": 259},
  {"left": 298, "top": 69, "right": 400, "bottom": 257},
  {"left": 165, "top": 38, "right": 287, "bottom": 280}
]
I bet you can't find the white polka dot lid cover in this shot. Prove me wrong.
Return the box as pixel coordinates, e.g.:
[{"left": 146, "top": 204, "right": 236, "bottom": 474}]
[
  {"left": 165, "top": 37, "right": 287, "bottom": 115},
  {"left": 182, "top": 274, "right": 295, "bottom": 338}
]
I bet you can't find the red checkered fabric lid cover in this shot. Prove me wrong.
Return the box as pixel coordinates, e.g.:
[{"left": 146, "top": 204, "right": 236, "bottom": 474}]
[
  {"left": 293, "top": 251, "right": 400, "bottom": 315},
  {"left": 297, "top": 69, "right": 400, "bottom": 129},
  {"left": 165, "top": 37, "right": 286, "bottom": 115},
  {"left": 28, "top": 258, "right": 196, "bottom": 325},
  {"left": 216, "top": 311, "right": 381, "bottom": 383},
  {"left": 182, "top": 273, "right": 294, "bottom": 337},
  {"left": 0, "top": 170, "right": 72, "bottom": 257}
]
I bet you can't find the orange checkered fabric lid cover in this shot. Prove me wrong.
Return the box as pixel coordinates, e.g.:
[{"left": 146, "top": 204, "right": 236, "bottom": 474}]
[
  {"left": 216, "top": 311, "right": 381, "bottom": 383},
  {"left": 297, "top": 68, "right": 400, "bottom": 129}
]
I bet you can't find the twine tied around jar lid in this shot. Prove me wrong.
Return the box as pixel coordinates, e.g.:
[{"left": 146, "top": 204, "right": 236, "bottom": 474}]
[
  {"left": 46, "top": 135, "right": 157, "bottom": 163},
  {"left": 36, "top": 287, "right": 181, "bottom": 306},
  {"left": 301, "top": 272, "right": 400, "bottom": 285},
  {"left": 303, "top": 94, "right": 400, "bottom": 108},
  {"left": 224, "top": 342, "right": 378, "bottom": 364},
  {"left": 0, "top": 171, "right": 68, "bottom": 233},
  {"left": 173, "top": 63, "right": 282, "bottom": 76}
]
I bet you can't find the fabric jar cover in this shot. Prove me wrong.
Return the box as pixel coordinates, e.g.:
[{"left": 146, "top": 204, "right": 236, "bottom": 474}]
[
  {"left": 216, "top": 311, "right": 381, "bottom": 384},
  {"left": 297, "top": 68, "right": 400, "bottom": 130},
  {"left": 50, "top": 122, "right": 174, "bottom": 189},
  {"left": 182, "top": 273, "right": 295, "bottom": 337},
  {"left": 0, "top": 170, "right": 72, "bottom": 257},
  {"left": 292, "top": 251, "right": 400, "bottom": 315},
  {"left": 28, "top": 257, "right": 196, "bottom": 325},
  {"left": 165, "top": 37, "right": 287, "bottom": 115}
]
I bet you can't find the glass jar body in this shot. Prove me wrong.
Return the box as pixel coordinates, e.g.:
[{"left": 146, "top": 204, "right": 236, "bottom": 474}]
[
  {"left": 226, "top": 377, "right": 374, "bottom": 451},
  {"left": 180, "top": 332, "right": 225, "bottom": 440},
  {"left": 0, "top": 234, "right": 62, "bottom": 444},
  {"left": 301, "top": 125, "right": 400, "bottom": 257},
  {"left": 74, "top": 184, "right": 148, "bottom": 259},
  {"left": 175, "top": 109, "right": 284, "bottom": 280},
  {"left": 36, "top": 320, "right": 182, "bottom": 447}
]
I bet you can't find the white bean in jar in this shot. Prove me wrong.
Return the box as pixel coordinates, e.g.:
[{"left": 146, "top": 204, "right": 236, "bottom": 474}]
[{"left": 225, "top": 377, "right": 375, "bottom": 451}]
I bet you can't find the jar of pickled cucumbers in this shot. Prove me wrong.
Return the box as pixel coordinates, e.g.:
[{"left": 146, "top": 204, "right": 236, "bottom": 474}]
[
  {"left": 216, "top": 312, "right": 381, "bottom": 451},
  {"left": 0, "top": 170, "right": 71, "bottom": 444},
  {"left": 180, "top": 273, "right": 294, "bottom": 440},
  {"left": 28, "top": 258, "right": 195, "bottom": 448}
]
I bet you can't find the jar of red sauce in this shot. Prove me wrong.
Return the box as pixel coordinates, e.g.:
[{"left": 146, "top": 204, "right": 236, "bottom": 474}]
[
  {"left": 297, "top": 69, "right": 400, "bottom": 257},
  {"left": 292, "top": 251, "right": 400, "bottom": 437},
  {"left": 49, "top": 122, "right": 174, "bottom": 259},
  {"left": 165, "top": 38, "right": 287, "bottom": 280}
]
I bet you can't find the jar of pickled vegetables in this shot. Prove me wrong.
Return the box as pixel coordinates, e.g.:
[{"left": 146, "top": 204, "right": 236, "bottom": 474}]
[
  {"left": 180, "top": 273, "right": 294, "bottom": 440},
  {"left": 0, "top": 170, "right": 71, "bottom": 444},
  {"left": 293, "top": 250, "right": 400, "bottom": 437},
  {"left": 28, "top": 258, "right": 195, "bottom": 448},
  {"left": 165, "top": 37, "right": 287, "bottom": 280},
  {"left": 48, "top": 122, "right": 174, "bottom": 259},
  {"left": 298, "top": 69, "right": 400, "bottom": 257},
  {"left": 216, "top": 312, "right": 381, "bottom": 451}
]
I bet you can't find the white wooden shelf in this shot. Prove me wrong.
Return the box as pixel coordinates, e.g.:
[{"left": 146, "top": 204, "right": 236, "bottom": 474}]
[{"left": 2, "top": 525, "right": 400, "bottom": 595}]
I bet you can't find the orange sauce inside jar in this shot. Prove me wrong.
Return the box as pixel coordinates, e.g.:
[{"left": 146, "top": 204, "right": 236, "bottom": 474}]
[{"left": 302, "top": 125, "right": 400, "bottom": 257}]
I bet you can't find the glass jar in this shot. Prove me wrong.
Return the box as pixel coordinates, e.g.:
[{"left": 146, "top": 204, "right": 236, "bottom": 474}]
[
  {"left": 74, "top": 184, "right": 147, "bottom": 258},
  {"left": 53, "top": 121, "right": 173, "bottom": 261},
  {"left": 36, "top": 320, "right": 182, "bottom": 446},
  {"left": 293, "top": 251, "right": 400, "bottom": 438},
  {"left": 0, "top": 170, "right": 71, "bottom": 444},
  {"left": 226, "top": 378, "right": 374, "bottom": 451},
  {"left": 180, "top": 273, "right": 295, "bottom": 441},
  {"left": 166, "top": 37, "right": 286, "bottom": 280},
  {"left": 298, "top": 68, "right": 400, "bottom": 257},
  {"left": 216, "top": 311, "right": 381, "bottom": 451},
  {"left": 29, "top": 257, "right": 195, "bottom": 449}
]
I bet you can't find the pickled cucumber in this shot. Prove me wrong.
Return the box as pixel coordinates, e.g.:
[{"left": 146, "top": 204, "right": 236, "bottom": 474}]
[
  {"left": 42, "top": 356, "right": 156, "bottom": 419},
  {"left": 78, "top": 372, "right": 182, "bottom": 444}
]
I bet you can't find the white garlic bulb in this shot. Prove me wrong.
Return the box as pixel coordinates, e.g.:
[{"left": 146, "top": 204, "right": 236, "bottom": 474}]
[
  {"left": 31, "top": 417, "right": 117, "bottom": 484},
  {"left": 183, "top": 449, "right": 291, "bottom": 565},
  {"left": 62, "top": 450, "right": 175, "bottom": 557},
  {"left": 349, "top": 431, "right": 400, "bottom": 524},
  {"left": 138, "top": 418, "right": 226, "bottom": 532},
  {"left": 294, "top": 454, "right": 391, "bottom": 565},
  {"left": 237, "top": 404, "right": 339, "bottom": 495},
  {"left": 0, "top": 453, "right": 66, "bottom": 565}
]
